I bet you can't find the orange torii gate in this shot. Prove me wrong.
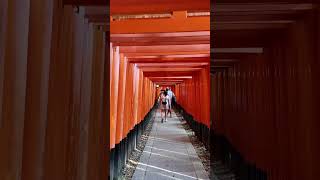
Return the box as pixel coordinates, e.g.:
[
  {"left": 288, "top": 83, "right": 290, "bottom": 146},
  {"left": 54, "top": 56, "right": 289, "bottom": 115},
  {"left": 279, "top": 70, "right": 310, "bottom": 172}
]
[
  {"left": 111, "top": 11, "right": 210, "bottom": 34},
  {"left": 109, "top": 3, "right": 210, "bottom": 178}
]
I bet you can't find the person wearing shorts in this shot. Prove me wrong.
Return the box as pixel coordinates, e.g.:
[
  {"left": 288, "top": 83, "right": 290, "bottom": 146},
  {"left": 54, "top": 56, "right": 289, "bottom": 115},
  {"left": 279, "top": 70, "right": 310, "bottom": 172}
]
[
  {"left": 166, "top": 87, "right": 175, "bottom": 118},
  {"left": 159, "top": 90, "right": 170, "bottom": 122}
]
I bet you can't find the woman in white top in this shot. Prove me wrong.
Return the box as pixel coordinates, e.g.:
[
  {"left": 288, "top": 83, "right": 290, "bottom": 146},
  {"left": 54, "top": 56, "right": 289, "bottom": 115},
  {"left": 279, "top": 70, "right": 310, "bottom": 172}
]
[
  {"left": 159, "top": 90, "right": 170, "bottom": 123},
  {"left": 166, "top": 87, "right": 175, "bottom": 117}
]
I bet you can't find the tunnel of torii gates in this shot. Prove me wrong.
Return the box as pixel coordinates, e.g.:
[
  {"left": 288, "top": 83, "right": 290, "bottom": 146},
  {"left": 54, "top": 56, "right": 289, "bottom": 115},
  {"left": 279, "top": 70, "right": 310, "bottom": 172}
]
[
  {"left": 108, "top": 4, "right": 211, "bottom": 180},
  {"left": 1, "top": 0, "right": 320, "bottom": 180}
]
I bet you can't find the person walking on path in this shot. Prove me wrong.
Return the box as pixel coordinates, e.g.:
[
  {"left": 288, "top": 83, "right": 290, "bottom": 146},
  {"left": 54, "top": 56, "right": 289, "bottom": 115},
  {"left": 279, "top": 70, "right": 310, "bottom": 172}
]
[
  {"left": 159, "top": 90, "right": 170, "bottom": 123},
  {"left": 166, "top": 87, "right": 176, "bottom": 118}
]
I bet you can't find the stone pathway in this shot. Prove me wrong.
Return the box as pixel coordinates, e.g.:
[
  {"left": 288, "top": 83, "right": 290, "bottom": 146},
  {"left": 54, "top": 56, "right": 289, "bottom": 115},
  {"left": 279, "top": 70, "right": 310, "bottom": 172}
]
[{"left": 132, "top": 110, "right": 210, "bottom": 180}]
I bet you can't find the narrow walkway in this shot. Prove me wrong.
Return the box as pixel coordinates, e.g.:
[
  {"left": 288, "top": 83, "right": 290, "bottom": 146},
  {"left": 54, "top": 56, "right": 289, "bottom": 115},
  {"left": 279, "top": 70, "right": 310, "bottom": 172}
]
[{"left": 132, "top": 110, "right": 210, "bottom": 180}]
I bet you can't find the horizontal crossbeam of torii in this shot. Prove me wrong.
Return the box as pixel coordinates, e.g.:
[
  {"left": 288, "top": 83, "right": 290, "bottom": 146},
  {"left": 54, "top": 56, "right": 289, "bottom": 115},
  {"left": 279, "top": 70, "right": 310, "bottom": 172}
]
[
  {"left": 63, "top": 0, "right": 318, "bottom": 7},
  {"left": 63, "top": 0, "right": 210, "bottom": 14},
  {"left": 63, "top": 0, "right": 107, "bottom": 5}
]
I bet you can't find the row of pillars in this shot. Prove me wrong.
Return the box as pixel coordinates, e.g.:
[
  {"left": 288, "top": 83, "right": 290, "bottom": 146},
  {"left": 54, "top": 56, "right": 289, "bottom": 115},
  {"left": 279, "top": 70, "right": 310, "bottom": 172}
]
[
  {"left": 211, "top": 9, "right": 320, "bottom": 180},
  {"left": 109, "top": 44, "right": 156, "bottom": 150},
  {"left": 0, "top": 1, "right": 108, "bottom": 180},
  {"left": 175, "top": 67, "right": 211, "bottom": 128}
]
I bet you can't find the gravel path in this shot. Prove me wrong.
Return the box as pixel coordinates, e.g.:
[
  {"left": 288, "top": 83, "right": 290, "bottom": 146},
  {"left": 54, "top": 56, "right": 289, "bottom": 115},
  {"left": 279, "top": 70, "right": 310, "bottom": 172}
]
[
  {"left": 119, "top": 108, "right": 235, "bottom": 180},
  {"left": 176, "top": 110, "right": 237, "bottom": 180},
  {"left": 175, "top": 110, "right": 213, "bottom": 179},
  {"left": 119, "top": 114, "right": 155, "bottom": 180}
]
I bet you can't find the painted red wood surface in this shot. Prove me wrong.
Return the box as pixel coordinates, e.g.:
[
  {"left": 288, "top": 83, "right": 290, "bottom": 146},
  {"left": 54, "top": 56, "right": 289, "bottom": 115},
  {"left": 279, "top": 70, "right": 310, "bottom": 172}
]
[
  {"left": 110, "top": 7, "right": 210, "bottom": 148},
  {"left": 211, "top": 10, "right": 320, "bottom": 179},
  {"left": 110, "top": 47, "right": 157, "bottom": 149},
  {"left": 175, "top": 65, "right": 210, "bottom": 128},
  {"left": 110, "top": 47, "right": 211, "bottom": 148}
]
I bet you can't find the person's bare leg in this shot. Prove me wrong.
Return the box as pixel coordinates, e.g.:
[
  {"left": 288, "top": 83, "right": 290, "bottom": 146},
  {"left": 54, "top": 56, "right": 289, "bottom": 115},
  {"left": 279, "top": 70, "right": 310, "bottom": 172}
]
[
  {"left": 165, "top": 109, "right": 168, "bottom": 122},
  {"left": 161, "top": 108, "right": 164, "bottom": 122}
]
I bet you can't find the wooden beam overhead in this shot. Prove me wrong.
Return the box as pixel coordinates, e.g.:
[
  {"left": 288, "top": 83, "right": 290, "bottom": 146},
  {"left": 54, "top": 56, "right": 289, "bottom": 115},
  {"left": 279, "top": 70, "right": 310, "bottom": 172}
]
[
  {"left": 140, "top": 67, "right": 203, "bottom": 72},
  {"left": 110, "top": 0, "right": 209, "bottom": 15},
  {"left": 214, "top": 1, "right": 316, "bottom": 4},
  {"left": 111, "top": 11, "right": 209, "bottom": 34},
  {"left": 113, "top": 41, "right": 210, "bottom": 46},
  {"left": 212, "top": 22, "right": 290, "bottom": 30},
  {"left": 111, "top": 32, "right": 210, "bottom": 46},
  {"left": 111, "top": 31, "right": 210, "bottom": 38},
  {"left": 151, "top": 79, "right": 185, "bottom": 82},
  {"left": 212, "top": 2, "right": 317, "bottom": 54},
  {"left": 63, "top": 0, "right": 107, "bottom": 5},
  {"left": 127, "top": 57, "right": 210, "bottom": 63},
  {"left": 128, "top": 54, "right": 209, "bottom": 59},
  {"left": 119, "top": 44, "right": 210, "bottom": 53},
  {"left": 214, "top": 13, "right": 301, "bottom": 22},
  {"left": 213, "top": 48, "right": 264, "bottom": 53},
  {"left": 136, "top": 62, "right": 208, "bottom": 67},
  {"left": 124, "top": 52, "right": 210, "bottom": 58},
  {"left": 149, "top": 76, "right": 193, "bottom": 79},
  {"left": 213, "top": 3, "right": 314, "bottom": 13},
  {"left": 144, "top": 72, "right": 195, "bottom": 77},
  {"left": 154, "top": 82, "right": 181, "bottom": 85}
]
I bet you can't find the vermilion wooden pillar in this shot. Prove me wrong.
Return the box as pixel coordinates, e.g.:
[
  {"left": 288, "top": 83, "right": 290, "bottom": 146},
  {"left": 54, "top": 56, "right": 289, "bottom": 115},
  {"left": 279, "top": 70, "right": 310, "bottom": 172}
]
[
  {"left": 137, "top": 70, "right": 144, "bottom": 123},
  {"left": 0, "top": 0, "right": 7, "bottom": 129},
  {"left": 122, "top": 63, "right": 131, "bottom": 140},
  {"left": 74, "top": 20, "right": 94, "bottom": 180},
  {"left": 110, "top": 46, "right": 120, "bottom": 149},
  {"left": 115, "top": 54, "right": 127, "bottom": 145},
  {"left": 21, "top": 0, "right": 53, "bottom": 179},
  {"left": 211, "top": 8, "right": 320, "bottom": 179},
  {"left": 132, "top": 66, "right": 140, "bottom": 128},
  {"left": 315, "top": 7, "right": 320, "bottom": 179},
  {"left": 0, "top": 1, "right": 109, "bottom": 179},
  {"left": 43, "top": 5, "right": 75, "bottom": 179},
  {"left": 109, "top": 43, "right": 115, "bottom": 149},
  {"left": 102, "top": 30, "right": 110, "bottom": 179},
  {"left": 0, "top": 0, "right": 30, "bottom": 179},
  {"left": 87, "top": 26, "right": 106, "bottom": 180}
]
